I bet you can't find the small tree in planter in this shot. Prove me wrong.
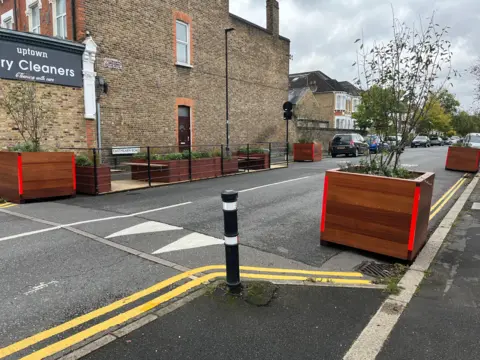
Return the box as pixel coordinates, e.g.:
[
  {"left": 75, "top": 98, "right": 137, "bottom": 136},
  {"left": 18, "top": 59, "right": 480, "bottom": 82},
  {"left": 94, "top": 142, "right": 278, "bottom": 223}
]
[
  {"left": 0, "top": 81, "right": 75, "bottom": 203},
  {"left": 321, "top": 10, "right": 457, "bottom": 261},
  {"left": 75, "top": 154, "right": 112, "bottom": 195},
  {"left": 293, "top": 136, "right": 322, "bottom": 162}
]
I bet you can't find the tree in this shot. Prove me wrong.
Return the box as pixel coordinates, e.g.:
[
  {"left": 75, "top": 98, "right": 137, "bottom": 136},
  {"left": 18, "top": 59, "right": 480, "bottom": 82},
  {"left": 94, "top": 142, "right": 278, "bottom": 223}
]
[
  {"left": 472, "top": 59, "right": 480, "bottom": 107},
  {"left": 451, "top": 111, "right": 479, "bottom": 136},
  {"left": 417, "top": 98, "right": 452, "bottom": 134},
  {"left": 436, "top": 89, "right": 460, "bottom": 116},
  {"left": 354, "top": 9, "right": 457, "bottom": 170},
  {"left": 0, "top": 81, "right": 54, "bottom": 151}
]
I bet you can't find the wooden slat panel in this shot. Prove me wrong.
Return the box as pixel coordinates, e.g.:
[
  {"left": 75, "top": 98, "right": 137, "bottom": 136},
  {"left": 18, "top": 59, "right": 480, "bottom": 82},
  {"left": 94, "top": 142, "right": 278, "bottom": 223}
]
[
  {"left": 0, "top": 152, "right": 20, "bottom": 202},
  {"left": 22, "top": 152, "right": 73, "bottom": 165},
  {"left": 413, "top": 173, "right": 435, "bottom": 258},
  {"left": 22, "top": 187, "right": 75, "bottom": 200},
  {"left": 445, "top": 147, "right": 479, "bottom": 173},
  {"left": 328, "top": 183, "right": 414, "bottom": 213},
  {"left": 322, "top": 228, "right": 408, "bottom": 260}
]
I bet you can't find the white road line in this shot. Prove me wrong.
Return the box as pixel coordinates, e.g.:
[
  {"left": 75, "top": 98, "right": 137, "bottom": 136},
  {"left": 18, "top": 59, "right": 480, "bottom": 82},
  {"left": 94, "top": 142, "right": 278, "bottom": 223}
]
[
  {"left": 343, "top": 175, "right": 479, "bottom": 360},
  {"left": 238, "top": 176, "right": 311, "bottom": 193},
  {"left": 0, "top": 202, "right": 191, "bottom": 243}
]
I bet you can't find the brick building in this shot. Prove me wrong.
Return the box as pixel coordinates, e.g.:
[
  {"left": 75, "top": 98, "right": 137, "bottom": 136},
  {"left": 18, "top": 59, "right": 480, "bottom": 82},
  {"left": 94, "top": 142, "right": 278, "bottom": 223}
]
[{"left": 0, "top": 0, "right": 290, "bottom": 150}]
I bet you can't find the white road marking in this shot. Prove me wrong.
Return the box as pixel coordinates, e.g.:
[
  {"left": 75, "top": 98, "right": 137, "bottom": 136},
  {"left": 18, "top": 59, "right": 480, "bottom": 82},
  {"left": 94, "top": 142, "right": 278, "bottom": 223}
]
[
  {"left": 24, "top": 281, "right": 59, "bottom": 295},
  {"left": 238, "top": 176, "right": 311, "bottom": 193},
  {"left": 153, "top": 233, "right": 224, "bottom": 254},
  {"left": 105, "top": 221, "right": 182, "bottom": 239},
  {"left": 0, "top": 202, "right": 191, "bottom": 243},
  {"left": 472, "top": 202, "right": 480, "bottom": 210}
]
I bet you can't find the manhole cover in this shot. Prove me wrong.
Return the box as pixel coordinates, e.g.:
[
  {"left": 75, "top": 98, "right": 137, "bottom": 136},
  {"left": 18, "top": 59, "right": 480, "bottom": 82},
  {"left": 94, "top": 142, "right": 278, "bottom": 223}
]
[{"left": 355, "top": 261, "right": 396, "bottom": 278}]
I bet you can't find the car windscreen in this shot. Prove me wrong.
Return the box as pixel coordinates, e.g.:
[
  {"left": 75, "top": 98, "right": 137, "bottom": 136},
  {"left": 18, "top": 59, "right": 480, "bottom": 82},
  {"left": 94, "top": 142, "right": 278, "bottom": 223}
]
[
  {"left": 366, "top": 135, "right": 378, "bottom": 144},
  {"left": 414, "top": 136, "right": 427, "bottom": 141},
  {"left": 468, "top": 135, "right": 480, "bottom": 143},
  {"left": 332, "top": 135, "right": 352, "bottom": 145}
]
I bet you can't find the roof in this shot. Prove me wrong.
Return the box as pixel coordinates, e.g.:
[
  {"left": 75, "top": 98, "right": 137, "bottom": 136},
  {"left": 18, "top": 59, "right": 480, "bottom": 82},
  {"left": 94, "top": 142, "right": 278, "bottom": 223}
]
[
  {"left": 288, "top": 87, "right": 309, "bottom": 104},
  {"left": 229, "top": 13, "right": 290, "bottom": 42},
  {"left": 340, "top": 81, "right": 361, "bottom": 96},
  {"left": 290, "top": 70, "right": 331, "bottom": 82}
]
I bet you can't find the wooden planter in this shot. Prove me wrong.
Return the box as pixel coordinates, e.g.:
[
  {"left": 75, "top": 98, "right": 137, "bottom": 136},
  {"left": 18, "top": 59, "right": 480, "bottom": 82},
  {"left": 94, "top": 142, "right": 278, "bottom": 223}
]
[
  {"left": 76, "top": 165, "right": 112, "bottom": 195},
  {"left": 320, "top": 169, "right": 435, "bottom": 261},
  {"left": 131, "top": 158, "right": 224, "bottom": 183},
  {"left": 0, "top": 151, "right": 76, "bottom": 204},
  {"left": 293, "top": 143, "right": 323, "bottom": 162},
  {"left": 215, "top": 157, "right": 239, "bottom": 175},
  {"left": 237, "top": 152, "right": 270, "bottom": 170},
  {"left": 445, "top": 146, "right": 479, "bottom": 173}
]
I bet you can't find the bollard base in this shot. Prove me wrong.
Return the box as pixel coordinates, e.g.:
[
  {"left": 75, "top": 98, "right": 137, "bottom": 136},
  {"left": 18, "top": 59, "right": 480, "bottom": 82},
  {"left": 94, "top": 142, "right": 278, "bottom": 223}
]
[{"left": 226, "top": 282, "right": 243, "bottom": 294}]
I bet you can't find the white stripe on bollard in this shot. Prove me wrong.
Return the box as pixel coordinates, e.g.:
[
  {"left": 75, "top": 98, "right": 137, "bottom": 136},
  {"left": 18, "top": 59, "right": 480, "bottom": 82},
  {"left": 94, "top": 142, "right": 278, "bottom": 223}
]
[
  {"left": 223, "top": 202, "right": 237, "bottom": 211},
  {"left": 224, "top": 236, "right": 238, "bottom": 245}
]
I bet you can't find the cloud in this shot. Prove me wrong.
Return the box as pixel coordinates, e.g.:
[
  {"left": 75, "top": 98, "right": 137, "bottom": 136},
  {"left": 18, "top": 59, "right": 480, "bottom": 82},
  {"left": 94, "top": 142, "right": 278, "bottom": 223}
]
[{"left": 230, "top": 0, "right": 479, "bottom": 111}]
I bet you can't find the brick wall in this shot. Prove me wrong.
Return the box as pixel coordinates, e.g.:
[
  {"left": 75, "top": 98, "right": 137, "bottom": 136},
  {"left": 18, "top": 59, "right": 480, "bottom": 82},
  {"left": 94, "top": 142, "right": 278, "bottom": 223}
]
[
  {"left": 314, "top": 92, "right": 335, "bottom": 127},
  {"left": 86, "top": 0, "right": 290, "bottom": 148},
  {"left": 0, "top": 79, "right": 92, "bottom": 150}
]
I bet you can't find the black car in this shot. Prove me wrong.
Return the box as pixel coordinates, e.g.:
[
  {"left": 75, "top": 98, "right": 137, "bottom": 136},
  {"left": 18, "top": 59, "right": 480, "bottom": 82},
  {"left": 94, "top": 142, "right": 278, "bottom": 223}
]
[
  {"left": 331, "top": 134, "right": 368, "bottom": 157},
  {"left": 411, "top": 135, "right": 431, "bottom": 148}
]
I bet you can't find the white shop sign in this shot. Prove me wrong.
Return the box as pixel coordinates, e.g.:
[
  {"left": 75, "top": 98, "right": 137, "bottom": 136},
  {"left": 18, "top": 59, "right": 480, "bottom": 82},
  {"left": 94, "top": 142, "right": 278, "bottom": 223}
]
[{"left": 112, "top": 146, "right": 141, "bottom": 155}]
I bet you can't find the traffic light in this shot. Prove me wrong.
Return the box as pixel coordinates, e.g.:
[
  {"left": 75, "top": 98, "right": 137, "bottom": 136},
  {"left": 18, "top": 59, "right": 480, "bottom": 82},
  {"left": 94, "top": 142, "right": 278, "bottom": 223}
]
[{"left": 283, "top": 101, "right": 293, "bottom": 120}]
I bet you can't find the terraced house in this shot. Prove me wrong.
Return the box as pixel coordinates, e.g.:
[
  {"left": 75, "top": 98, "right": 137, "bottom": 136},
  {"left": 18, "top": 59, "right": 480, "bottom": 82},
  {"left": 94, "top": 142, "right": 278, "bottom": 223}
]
[{"left": 0, "top": 0, "right": 290, "bottom": 150}]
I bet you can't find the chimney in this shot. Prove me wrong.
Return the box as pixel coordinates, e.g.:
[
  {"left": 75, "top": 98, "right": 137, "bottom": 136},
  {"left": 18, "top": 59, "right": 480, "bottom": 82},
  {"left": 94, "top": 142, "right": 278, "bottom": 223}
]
[{"left": 266, "top": 0, "right": 279, "bottom": 37}]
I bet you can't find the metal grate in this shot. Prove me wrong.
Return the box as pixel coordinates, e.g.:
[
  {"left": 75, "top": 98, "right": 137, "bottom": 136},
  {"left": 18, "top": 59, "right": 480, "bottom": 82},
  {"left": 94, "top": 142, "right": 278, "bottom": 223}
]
[{"left": 355, "top": 261, "right": 396, "bottom": 278}]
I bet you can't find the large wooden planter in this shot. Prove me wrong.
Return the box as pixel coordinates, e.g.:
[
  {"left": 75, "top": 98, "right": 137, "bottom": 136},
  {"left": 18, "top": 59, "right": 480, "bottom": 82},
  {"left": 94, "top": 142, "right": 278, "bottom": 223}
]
[
  {"left": 293, "top": 143, "right": 323, "bottom": 162},
  {"left": 0, "top": 151, "right": 76, "bottom": 203},
  {"left": 237, "top": 152, "right": 270, "bottom": 170},
  {"left": 76, "top": 165, "right": 112, "bottom": 195},
  {"left": 131, "top": 157, "right": 238, "bottom": 183},
  {"left": 320, "top": 169, "right": 435, "bottom": 261},
  {"left": 445, "top": 146, "right": 479, "bottom": 173}
]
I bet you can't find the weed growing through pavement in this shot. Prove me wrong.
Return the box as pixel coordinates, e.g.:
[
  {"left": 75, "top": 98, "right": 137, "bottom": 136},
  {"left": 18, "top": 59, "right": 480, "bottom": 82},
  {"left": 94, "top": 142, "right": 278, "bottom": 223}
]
[{"left": 375, "top": 263, "right": 408, "bottom": 295}]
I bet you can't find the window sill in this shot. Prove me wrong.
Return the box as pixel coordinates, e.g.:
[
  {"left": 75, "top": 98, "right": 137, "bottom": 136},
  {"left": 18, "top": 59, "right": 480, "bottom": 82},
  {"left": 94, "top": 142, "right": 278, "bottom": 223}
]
[{"left": 175, "top": 62, "right": 193, "bottom": 69}]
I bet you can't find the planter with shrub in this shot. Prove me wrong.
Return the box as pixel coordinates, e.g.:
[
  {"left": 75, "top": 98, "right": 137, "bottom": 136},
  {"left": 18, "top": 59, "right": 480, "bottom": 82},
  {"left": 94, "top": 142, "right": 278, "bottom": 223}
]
[
  {"left": 0, "top": 143, "right": 76, "bottom": 203},
  {"left": 75, "top": 154, "right": 112, "bottom": 195},
  {"left": 237, "top": 147, "right": 270, "bottom": 170},
  {"left": 445, "top": 143, "right": 479, "bottom": 173},
  {"left": 293, "top": 139, "right": 322, "bottom": 162}
]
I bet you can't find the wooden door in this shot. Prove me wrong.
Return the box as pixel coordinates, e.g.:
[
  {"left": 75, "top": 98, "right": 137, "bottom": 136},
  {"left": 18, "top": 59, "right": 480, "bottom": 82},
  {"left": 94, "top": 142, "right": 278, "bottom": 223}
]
[{"left": 178, "top": 106, "right": 191, "bottom": 152}]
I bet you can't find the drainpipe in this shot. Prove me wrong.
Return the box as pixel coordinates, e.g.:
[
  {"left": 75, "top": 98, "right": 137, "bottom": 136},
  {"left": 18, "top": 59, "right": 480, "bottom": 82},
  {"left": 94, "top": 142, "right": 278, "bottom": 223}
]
[
  {"left": 71, "top": 0, "right": 77, "bottom": 40},
  {"left": 13, "top": 0, "right": 18, "bottom": 30}
]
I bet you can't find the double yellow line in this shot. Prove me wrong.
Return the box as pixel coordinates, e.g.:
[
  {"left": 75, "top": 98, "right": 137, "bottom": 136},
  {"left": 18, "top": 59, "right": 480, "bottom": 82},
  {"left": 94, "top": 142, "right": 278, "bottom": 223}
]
[
  {"left": 1, "top": 265, "right": 369, "bottom": 360},
  {"left": 0, "top": 202, "right": 17, "bottom": 209},
  {"left": 429, "top": 175, "right": 467, "bottom": 221}
]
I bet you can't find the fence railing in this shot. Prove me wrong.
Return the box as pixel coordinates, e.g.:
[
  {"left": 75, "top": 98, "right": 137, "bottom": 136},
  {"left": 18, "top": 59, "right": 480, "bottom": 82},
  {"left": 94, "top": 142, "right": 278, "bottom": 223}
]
[{"left": 62, "top": 142, "right": 288, "bottom": 195}]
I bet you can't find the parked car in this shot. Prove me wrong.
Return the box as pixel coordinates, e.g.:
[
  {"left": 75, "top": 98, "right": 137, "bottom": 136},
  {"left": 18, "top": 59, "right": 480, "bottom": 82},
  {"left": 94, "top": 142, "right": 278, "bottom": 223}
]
[
  {"left": 385, "top": 135, "right": 405, "bottom": 152},
  {"left": 464, "top": 133, "right": 480, "bottom": 148},
  {"left": 331, "top": 134, "right": 369, "bottom": 158},
  {"left": 411, "top": 135, "right": 431, "bottom": 148},
  {"left": 450, "top": 136, "right": 460, "bottom": 144},
  {"left": 429, "top": 135, "right": 444, "bottom": 146},
  {"left": 366, "top": 135, "right": 389, "bottom": 154}
]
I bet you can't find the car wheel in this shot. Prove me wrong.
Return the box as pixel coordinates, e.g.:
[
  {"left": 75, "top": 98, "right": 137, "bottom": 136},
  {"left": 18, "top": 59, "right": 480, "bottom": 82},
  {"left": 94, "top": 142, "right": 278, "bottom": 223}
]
[{"left": 332, "top": 153, "right": 337, "bottom": 158}]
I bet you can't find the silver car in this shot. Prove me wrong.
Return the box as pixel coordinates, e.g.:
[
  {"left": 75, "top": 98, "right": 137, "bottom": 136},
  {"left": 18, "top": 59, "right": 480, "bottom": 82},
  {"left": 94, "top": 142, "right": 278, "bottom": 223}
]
[
  {"left": 429, "top": 135, "right": 444, "bottom": 146},
  {"left": 464, "top": 133, "right": 480, "bottom": 148}
]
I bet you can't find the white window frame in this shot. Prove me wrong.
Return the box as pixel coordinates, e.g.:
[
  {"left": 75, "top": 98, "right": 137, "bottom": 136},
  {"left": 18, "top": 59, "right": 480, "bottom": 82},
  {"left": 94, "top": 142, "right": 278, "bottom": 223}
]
[
  {"left": 52, "top": 0, "right": 67, "bottom": 38},
  {"left": 176, "top": 20, "right": 190, "bottom": 66},
  {"left": 1, "top": 9, "right": 14, "bottom": 29},
  {"left": 26, "top": 0, "right": 41, "bottom": 34}
]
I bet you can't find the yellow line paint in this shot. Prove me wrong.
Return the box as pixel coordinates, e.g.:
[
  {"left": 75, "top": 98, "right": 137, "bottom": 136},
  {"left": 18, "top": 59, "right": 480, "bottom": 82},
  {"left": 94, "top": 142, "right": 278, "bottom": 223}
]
[
  {"left": 0, "top": 265, "right": 222, "bottom": 359},
  {"left": 430, "top": 176, "right": 465, "bottom": 212},
  {"left": 0, "top": 204, "right": 17, "bottom": 208},
  {"left": 241, "top": 273, "right": 372, "bottom": 284},
  {"left": 240, "top": 266, "right": 363, "bottom": 278},
  {"left": 430, "top": 178, "right": 466, "bottom": 221},
  {"left": 20, "top": 271, "right": 371, "bottom": 359}
]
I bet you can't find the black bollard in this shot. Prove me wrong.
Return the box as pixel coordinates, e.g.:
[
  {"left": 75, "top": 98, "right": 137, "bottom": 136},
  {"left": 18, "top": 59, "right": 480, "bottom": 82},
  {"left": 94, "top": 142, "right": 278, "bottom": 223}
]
[{"left": 221, "top": 190, "right": 241, "bottom": 291}]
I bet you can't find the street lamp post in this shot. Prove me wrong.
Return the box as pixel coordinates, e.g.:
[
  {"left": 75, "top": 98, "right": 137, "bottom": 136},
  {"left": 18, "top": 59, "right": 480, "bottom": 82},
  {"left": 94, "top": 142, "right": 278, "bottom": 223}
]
[{"left": 225, "top": 28, "right": 235, "bottom": 152}]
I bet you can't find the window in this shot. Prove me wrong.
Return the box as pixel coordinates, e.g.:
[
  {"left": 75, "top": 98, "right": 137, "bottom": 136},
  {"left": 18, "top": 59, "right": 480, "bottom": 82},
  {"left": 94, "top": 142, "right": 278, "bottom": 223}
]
[
  {"left": 1, "top": 9, "right": 14, "bottom": 29},
  {"left": 30, "top": 3, "right": 40, "bottom": 33},
  {"left": 176, "top": 20, "right": 190, "bottom": 65},
  {"left": 4, "top": 18, "right": 12, "bottom": 29},
  {"left": 54, "top": 0, "right": 67, "bottom": 38}
]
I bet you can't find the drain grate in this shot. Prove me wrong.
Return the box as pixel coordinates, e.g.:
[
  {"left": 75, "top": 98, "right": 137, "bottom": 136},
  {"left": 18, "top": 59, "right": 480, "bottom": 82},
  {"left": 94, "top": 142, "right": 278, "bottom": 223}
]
[{"left": 355, "top": 261, "right": 396, "bottom": 278}]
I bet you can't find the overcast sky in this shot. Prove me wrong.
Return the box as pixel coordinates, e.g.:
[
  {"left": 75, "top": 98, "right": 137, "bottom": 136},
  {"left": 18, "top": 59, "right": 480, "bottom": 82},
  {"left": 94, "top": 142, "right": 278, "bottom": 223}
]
[{"left": 230, "top": 0, "right": 479, "bottom": 112}]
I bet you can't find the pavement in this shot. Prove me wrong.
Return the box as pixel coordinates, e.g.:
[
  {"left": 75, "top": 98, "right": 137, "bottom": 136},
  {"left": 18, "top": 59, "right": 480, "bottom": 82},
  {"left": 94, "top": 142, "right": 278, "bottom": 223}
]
[
  {"left": 377, "top": 177, "right": 480, "bottom": 360},
  {"left": 0, "top": 146, "right": 470, "bottom": 359}
]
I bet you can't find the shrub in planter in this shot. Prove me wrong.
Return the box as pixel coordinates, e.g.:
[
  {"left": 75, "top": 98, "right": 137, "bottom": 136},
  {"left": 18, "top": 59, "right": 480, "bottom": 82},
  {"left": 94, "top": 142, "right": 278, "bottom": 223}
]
[
  {"left": 237, "top": 147, "right": 270, "bottom": 170},
  {"left": 75, "top": 154, "right": 112, "bottom": 195},
  {"left": 293, "top": 139, "right": 322, "bottom": 162}
]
